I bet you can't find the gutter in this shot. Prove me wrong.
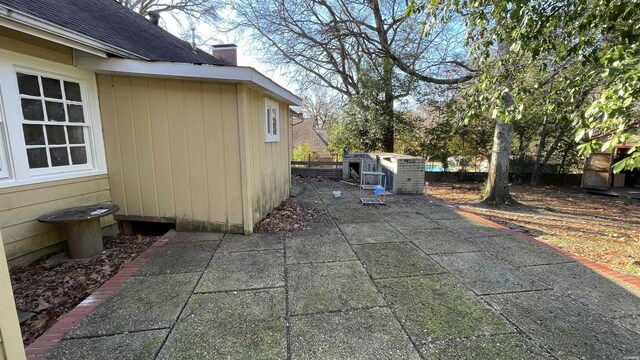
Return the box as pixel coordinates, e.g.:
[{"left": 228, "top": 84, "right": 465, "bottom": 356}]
[{"left": 75, "top": 54, "right": 303, "bottom": 106}]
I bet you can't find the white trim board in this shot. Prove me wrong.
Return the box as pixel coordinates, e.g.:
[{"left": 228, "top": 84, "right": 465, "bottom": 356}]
[{"left": 74, "top": 54, "right": 303, "bottom": 106}]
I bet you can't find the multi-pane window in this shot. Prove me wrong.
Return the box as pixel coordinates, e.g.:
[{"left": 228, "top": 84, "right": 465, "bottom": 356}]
[
  {"left": 16, "top": 72, "right": 90, "bottom": 170},
  {"left": 0, "top": 50, "right": 106, "bottom": 188},
  {"left": 265, "top": 99, "right": 280, "bottom": 142}
]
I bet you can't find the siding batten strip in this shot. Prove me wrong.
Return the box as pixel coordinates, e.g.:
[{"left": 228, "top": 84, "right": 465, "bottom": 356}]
[{"left": 237, "top": 84, "right": 254, "bottom": 234}]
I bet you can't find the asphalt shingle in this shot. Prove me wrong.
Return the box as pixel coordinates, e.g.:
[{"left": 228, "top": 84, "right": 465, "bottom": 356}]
[{"left": 0, "top": 0, "right": 227, "bottom": 65}]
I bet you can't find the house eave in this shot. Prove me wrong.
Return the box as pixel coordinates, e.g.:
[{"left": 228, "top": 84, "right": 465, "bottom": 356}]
[{"left": 75, "top": 54, "right": 303, "bottom": 106}]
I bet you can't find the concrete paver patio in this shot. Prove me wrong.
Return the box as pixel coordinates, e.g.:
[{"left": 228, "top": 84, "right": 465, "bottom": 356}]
[{"left": 43, "top": 181, "right": 640, "bottom": 359}]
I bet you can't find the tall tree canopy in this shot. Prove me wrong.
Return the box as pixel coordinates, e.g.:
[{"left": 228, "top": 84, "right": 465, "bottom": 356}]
[
  {"left": 405, "top": 0, "right": 639, "bottom": 202},
  {"left": 412, "top": 0, "right": 639, "bottom": 167},
  {"left": 229, "top": 0, "right": 476, "bottom": 151}
]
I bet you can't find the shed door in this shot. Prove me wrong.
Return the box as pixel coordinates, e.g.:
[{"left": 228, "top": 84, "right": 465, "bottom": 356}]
[{"left": 582, "top": 153, "right": 613, "bottom": 190}]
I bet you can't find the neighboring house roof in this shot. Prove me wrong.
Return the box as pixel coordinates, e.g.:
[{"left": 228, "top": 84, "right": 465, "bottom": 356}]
[
  {"left": 292, "top": 117, "right": 329, "bottom": 155},
  {"left": 0, "top": 0, "right": 225, "bottom": 65},
  {"left": 315, "top": 129, "right": 329, "bottom": 144}
]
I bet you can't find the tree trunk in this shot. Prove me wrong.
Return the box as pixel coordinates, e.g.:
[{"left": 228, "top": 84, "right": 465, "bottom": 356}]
[
  {"left": 483, "top": 118, "right": 514, "bottom": 204},
  {"left": 380, "top": 58, "right": 395, "bottom": 152},
  {"left": 381, "top": 124, "right": 394, "bottom": 152},
  {"left": 482, "top": 39, "right": 514, "bottom": 204},
  {"left": 558, "top": 140, "right": 573, "bottom": 174},
  {"left": 530, "top": 117, "right": 549, "bottom": 186},
  {"left": 532, "top": 121, "right": 571, "bottom": 184}
]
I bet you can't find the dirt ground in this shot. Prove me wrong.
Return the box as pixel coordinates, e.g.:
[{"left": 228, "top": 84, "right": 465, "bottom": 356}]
[
  {"left": 428, "top": 182, "right": 640, "bottom": 280},
  {"left": 10, "top": 234, "right": 158, "bottom": 346}
]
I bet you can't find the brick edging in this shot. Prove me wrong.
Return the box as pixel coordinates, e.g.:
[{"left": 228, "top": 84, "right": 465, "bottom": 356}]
[
  {"left": 426, "top": 195, "right": 640, "bottom": 289},
  {"left": 25, "top": 230, "right": 177, "bottom": 359}
]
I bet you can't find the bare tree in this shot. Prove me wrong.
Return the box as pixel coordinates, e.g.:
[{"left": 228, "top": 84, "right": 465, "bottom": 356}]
[
  {"left": 301, "top": 86, "right": 344, "bottom": 129},
  {"left": 117, "top": 0, "right": 221, "bottom": 25},
  {"left": 229, "top": 0, "right": 476, "bottom": 151}
]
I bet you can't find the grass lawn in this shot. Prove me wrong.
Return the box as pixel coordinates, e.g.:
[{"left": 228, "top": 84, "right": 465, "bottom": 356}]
[{"left": 428, "top": 182, "right": 640, "bottom": 280}]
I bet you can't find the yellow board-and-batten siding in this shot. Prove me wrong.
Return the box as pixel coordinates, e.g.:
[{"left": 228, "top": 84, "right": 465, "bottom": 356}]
[
  {"left": 241, "top": 86, "right": 291, "bottom": 224},
  {"left": 0, "top": 231, "right": 26, "bottom": 360},
  {"left": 0, "top": 27, "right": 115, "bottom": 265},
  {"left": 97, "top": 75, "right": 261, "bottom": 232},
  {"left": 97, "top": 75, "right": 292, "bottom": 233}
]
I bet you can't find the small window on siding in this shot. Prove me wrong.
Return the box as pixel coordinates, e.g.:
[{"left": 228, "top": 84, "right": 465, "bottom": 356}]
[{"left": 265, "top": 99, "right": 280, "bottom": 142}]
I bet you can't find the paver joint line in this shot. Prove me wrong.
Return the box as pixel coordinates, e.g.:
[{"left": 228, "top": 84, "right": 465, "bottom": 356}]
[
  {"left": 288, "top": 305, "right": 391, "bottom": 318},
  {"left": 283, "top": 230, "right": 292, "bottom": 360},
  {"left": 154, "top": 235, "right": 223, "bottom": 358},
  {"left": 311, "top": 183, "right": 428, "bottom": 359},
  {"left": 193, "top": 285, "right": 286, "bottom": 295},
  {"left": 50, "top": 326, "right": 172, "bottom": 342}
]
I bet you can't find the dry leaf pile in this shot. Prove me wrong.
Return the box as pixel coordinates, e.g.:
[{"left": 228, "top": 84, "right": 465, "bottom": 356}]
[
  {"left": 254, "top": 201, "right": 318, "bottom": 233},
  {"left": 10, "top": 234, "right": 158, "bottom": 346}
]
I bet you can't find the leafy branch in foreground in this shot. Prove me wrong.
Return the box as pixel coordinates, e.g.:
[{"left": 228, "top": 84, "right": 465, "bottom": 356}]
[{"left": 410, "top": 0, "right": 640, "bottom": 172}]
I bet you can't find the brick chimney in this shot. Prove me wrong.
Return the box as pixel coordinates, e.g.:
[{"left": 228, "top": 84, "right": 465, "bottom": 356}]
[
  {"left": 212, "top": 44, "right": 237, "bottom": 66},
  {"left": 147, "top": 11, "right": 160, "bottom": 26}
]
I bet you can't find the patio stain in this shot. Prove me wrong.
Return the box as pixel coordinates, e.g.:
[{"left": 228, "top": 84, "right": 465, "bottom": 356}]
[
  {"left": 134, "top": 240, "right": 219, "bottom": 276},
  {"left": 353, "top": 242, "right": 443, "bottom": 279},
  {"left": 289, "top": 307, "right": 420, "bottom": 359},
  {"left": 287, "top": 261, "right": 385, "bottom": 315},
  {"left": 401, "top": 228, "right": 481, "bottom": 254},
  {"left": 158, "top": 289, "right": 286, "bottom": 360},
  {"left": 338, "top": 222, "right": 405, "bottom": 244},
  {"left": 381, "top": 211, "right": 440, "bottom": 230},
  {"left": 523, "top": 262, "right": 640, "bottom": 318},
  {"left": 285, "top": 233, "right": 356, "bottom": 264},
  {"left": 65, "top": 273, "right": 198, "bottom": 338},
  {"left": 376, "top": 274, "right": 512, "bottom": 343},
  {"left": 196, "top": 250, "right": 284, "bottom": 292},
  {"left": 435, "top": 219, "right": 507, "bottom": 238}
]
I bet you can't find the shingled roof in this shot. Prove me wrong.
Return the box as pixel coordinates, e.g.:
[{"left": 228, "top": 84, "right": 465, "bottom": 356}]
[
  {"left": 0, "top": 0, "right": 226, "bottom": 65},
  {"left": 292, "top": 117, "right": 330, "bottom": 156}
]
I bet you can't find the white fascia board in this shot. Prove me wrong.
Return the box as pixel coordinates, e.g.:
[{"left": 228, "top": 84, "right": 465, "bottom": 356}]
[
  {"left": 76, "top": 55, "right": 303, "bottom": 106},
  {"left": 0, "top": 6, "right": 145, "bottom": 60}
]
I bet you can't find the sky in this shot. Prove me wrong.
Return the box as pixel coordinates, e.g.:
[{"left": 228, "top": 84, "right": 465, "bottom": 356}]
[{"left": 163, "top": 13, "right": 297, "bottom": 95}]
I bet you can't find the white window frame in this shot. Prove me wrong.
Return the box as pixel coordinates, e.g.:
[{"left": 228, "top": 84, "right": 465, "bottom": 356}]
[
  {"left": 0, "top": 98, "right": 10, "bottom": 180},
  {"left": 0, "top": 48, "right": 107, "bottom": 188},
  {"left": 264, "top": 98, "right": 280, "bottom": 142}
]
